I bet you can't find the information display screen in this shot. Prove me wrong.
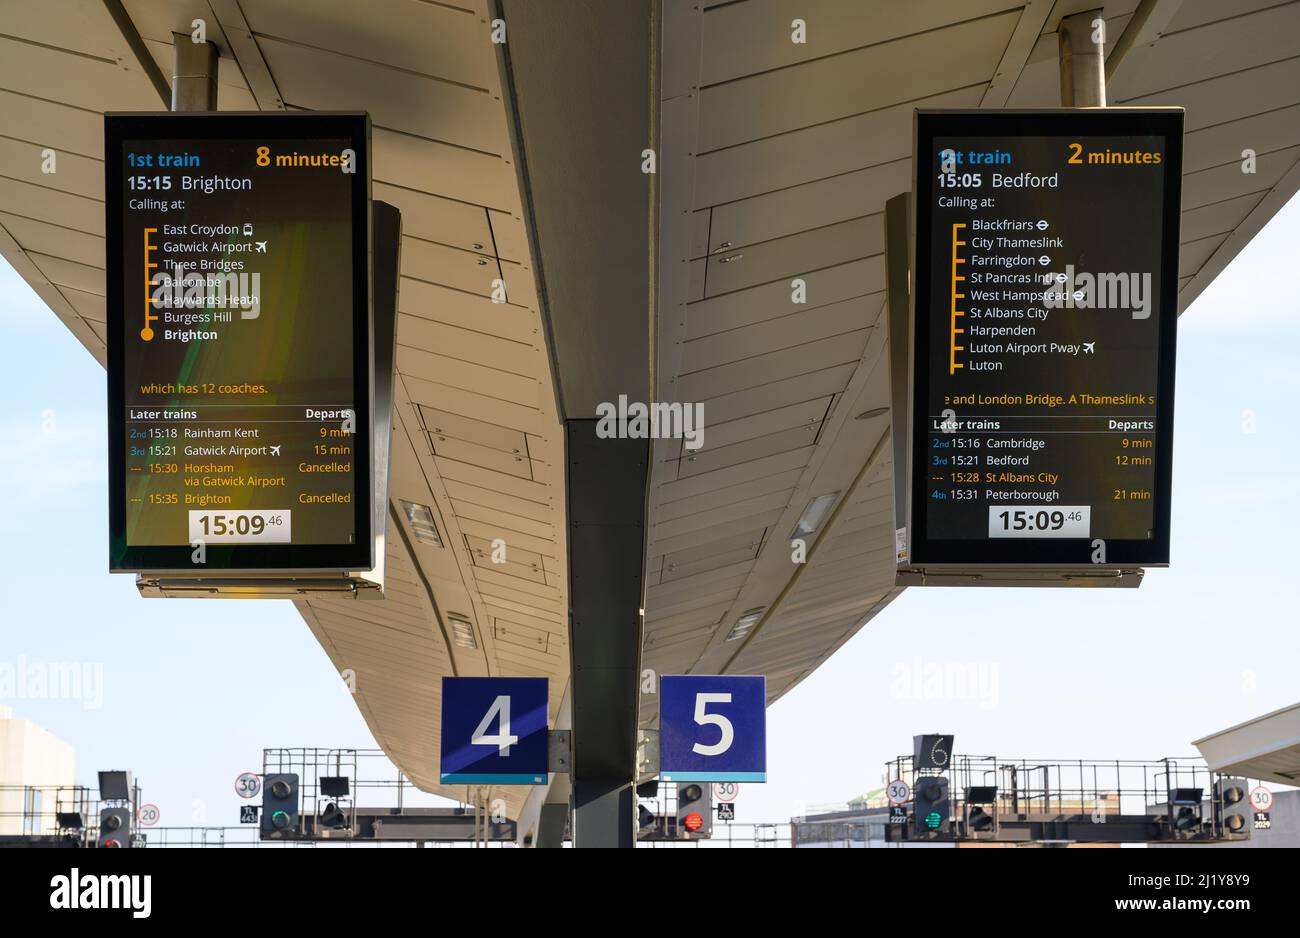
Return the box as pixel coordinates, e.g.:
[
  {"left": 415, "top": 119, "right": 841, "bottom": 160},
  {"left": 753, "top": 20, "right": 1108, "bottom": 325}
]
[
  {"left": 106, "top": 113, "right": 372, "bottom": 572},
  {"left": 909, "top": 110, "right": 1182, "bottom": 566}
]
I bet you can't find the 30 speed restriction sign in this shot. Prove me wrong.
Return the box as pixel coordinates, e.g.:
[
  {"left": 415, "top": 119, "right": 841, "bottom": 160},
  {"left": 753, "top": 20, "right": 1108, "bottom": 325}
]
[
  {"left": 1250, "top": 786, "right": 1273, "bottom": 813},
  {"left": 887, "top": 780, "right": 911, "bottom": 805},
  {"left": 235, "top": 772, "right": 262, "bottom": 800},
  {"left": 712, "top": 782, "right": 740, "bottom": 803}
]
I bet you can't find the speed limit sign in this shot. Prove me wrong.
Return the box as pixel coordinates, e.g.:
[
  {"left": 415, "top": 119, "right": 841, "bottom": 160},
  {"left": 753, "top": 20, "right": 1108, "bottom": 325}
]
[
  {"left": 137, "top": 804, "right": 160, "bottom": 827},
  {"left": 1250, "top": 786, "right": 1273, "bottom": 813},
  {"left": 235, "top": 772, "right": 262, "bottom": 800},
  {"left": 887, "top": 779, "right": 911, "bottom": 805},
  {"left": 712, "top": 782, "right": 740, "bottom": 803}
]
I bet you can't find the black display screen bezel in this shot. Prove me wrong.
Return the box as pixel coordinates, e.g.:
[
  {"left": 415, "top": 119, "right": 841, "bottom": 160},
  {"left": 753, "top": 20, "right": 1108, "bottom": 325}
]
[
  {"left": 908, "top": 109, "right": 1183, "bottom": 567},
  {"left": 105, "top": 111, "right": 373, "bottom": 573}
]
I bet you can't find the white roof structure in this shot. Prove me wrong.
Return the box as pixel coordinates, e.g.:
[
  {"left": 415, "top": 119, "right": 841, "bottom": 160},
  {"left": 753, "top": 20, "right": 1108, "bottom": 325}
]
[
  {"left": 2, "top": 1, "right": 1298, "bottom": 816},
  {"left": 1193, "top": 703, "right": 1300, "bottom": 786}
]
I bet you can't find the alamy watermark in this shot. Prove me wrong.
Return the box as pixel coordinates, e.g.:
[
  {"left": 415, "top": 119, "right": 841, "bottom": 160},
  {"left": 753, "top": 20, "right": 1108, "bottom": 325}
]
[
  {"left": 0, "top": 656, "right": 104, "bottom": 710},
  {"left": 890, "top": 655, "right": 999, "bottom": 710},
  {"left": 595, "top": 395, "right": 705, "bottom": 450},
  {"left": 1043, "top": 266, "right": 1151, "bottom": 320},
  {"left": 142, "top": 261, "right": 261, "bottom": 343}
]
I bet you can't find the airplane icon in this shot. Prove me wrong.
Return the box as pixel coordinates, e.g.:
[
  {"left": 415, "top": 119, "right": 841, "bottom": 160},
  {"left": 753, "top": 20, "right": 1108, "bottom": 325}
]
[
  {"left": 1083, "top": 342, "right": 1095, "bottom": 354},
  {"left": 270, "top": 445, "right": 281, "bottom": 455},
  {"left": 255, "top": 241, "right": 268, "bottom": 252}
]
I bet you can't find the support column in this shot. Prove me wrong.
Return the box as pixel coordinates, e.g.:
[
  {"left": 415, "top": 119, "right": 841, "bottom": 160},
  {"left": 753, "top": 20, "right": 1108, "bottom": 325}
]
[
  {"left": 171, "top": 31, "right": 218, "bottom": 111},
  {"left": 1058, "top": 10, "right": 1107, "bottom": 107},
  {"left": 565, "top": 421, "right": 647, "bottom": 848},
  {"left": 514, "top": 680, "right": 574, "bottom": 846},
  {"left": 534, "top": 802, "right": 569, "bottom": 848},
  {"left": 495, "top": 0, "right": 656, "bottom": 849}
]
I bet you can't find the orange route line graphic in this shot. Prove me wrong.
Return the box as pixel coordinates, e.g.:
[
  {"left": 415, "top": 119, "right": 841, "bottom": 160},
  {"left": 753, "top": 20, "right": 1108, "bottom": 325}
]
[
  {"left": 950, "top": 222, "right": 966, "bottom": 375},
  {"left": 141, "top": 226, "right": 158, "bottom": 341}
]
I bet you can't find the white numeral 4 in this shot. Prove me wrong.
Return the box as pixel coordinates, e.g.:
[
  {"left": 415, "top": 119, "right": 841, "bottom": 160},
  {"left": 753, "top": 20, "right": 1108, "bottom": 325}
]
[{"left": 472, "top": 695, "right": 519, "bottom": 756}]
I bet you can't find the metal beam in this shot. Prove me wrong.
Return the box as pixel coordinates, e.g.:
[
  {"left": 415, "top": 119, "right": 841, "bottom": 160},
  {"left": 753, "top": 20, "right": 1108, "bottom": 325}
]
[
  {"left": 534, "top": 803, "right": 569, "bottom": 848},
  {"left": 515, "top": 681, "right": 574, "bottom": 847},
  {"left": 1106, "top": 0, "right": 1185, "bottom": 82},
  {"left": 496, "top": 0, "right": 656, "bottom": 849},
  {"left": 885, "top": 192, "right": 911, "bottom": 548},
  {"left": 884, "top": 814, "right": 1230, "bottom": 845},
  {"left": 982, "top": 0, "right": 1055, "bottom": 107},
  {"left": 496, "top": 0, "right": 655, "bottom": 417},
  {"left": 564, "top": 422, "right": 648, "bottom": 847},
  {"left": 209, "top": 0, "right": 286, "bottom": 110},
  {"left": 294, "top": 808, "right": 516, "bottom": 842},
  {"left": 171, "top": 32, "right": 218, "bottom": 112},
  {"left": 1059, "top": 10, "right": 1106, "bottom": 107},
  {"left": 101, "top": 0, "right": 170, "bottom": 106}
]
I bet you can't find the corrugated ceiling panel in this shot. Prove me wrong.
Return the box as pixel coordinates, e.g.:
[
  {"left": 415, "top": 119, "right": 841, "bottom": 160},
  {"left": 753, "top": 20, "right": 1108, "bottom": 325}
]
[
  {"left": 687, "top": 257, "right": 883, "bottom": 337},
  {"left": 0, "top": 36, "right": 159, "bottom": 112},
  {"left": 707, "top": 160, "right": 909, "bottom": 253},
  {"left": 1109, "top": 2, "right": 1300, "bottom": 100},
  {"left": 697, "top": 9, "right": 1019, "bottom": 151},
  {"left": 257, "top": 37, "right": 508, "bottom": 155},
  {"left": 239, "top": 0, "right": 496, "bottom": 89},
  {"left": 692, "top": 86, "right": 986, "bottom": 206},
  {"left": 702, "top": 215, "right": 884, "bottom": 295},
  {"left": 699, "top": 0, "right": 1022, "bottom": 86}
]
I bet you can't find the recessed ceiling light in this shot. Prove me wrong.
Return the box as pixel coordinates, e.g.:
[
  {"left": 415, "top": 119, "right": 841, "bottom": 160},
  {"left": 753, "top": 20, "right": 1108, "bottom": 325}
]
[
  {"left": 726, "top": 607, "right": 765, "bottom": 642},
  {"left": 855, "top": 406, "right": 889, "bottom": 420},
  {"left": 447, "top": 613, "right": 477, "bottom": 649},
  {"left": 400, "top": 499, "right": 444, "bottom": 547},
  {"left": 790, "top": 493, "right": 838, "bottom": 539}
]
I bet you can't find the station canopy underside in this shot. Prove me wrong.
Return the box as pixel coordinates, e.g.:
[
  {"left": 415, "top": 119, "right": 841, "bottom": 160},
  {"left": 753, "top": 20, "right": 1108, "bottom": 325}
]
[
  {"left": 3, "top": 0, "right": 1299, "bottom": 815},
  {"left": 1194, "top": 703, "right": 1300, "bottom": 787}
]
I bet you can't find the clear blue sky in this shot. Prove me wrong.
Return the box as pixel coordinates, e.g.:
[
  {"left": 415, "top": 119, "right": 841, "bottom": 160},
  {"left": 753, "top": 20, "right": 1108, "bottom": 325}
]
[{"left": 1, "top": 194, "right": 1297, "bottom": 828}]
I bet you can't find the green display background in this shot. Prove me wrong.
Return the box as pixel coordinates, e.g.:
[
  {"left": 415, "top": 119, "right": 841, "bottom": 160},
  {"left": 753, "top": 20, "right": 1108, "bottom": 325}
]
[
  {"left": 923, "top": 133, "right": 1166, "bottom": 543},
  {"left": 120, "top": 137, "right": 356, "bottom": 546}
]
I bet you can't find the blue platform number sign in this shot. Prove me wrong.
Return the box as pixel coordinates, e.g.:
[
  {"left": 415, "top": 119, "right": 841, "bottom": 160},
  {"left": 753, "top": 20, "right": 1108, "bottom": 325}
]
[
  {"left": 440, "top": 677, "right": 548, "bottom": 785},
  {"left": 660, "top": 675, "right": 767, "bottom": 782}
]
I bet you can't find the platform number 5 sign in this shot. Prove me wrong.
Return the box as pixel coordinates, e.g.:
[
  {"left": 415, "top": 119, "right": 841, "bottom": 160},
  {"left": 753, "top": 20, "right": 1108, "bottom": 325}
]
[
  {"left": 692, "top": 693, "right": 735, "bottom": 756},
  {"left": 660, "top": 675, "right": 767, "bottom": 783}
]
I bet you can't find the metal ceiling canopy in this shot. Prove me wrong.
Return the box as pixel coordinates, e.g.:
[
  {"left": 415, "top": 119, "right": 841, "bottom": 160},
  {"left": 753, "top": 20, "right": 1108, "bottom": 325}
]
[
  {"left": 1194, "top": 703, "right": 1300, "bottom": 788},
  {"left": 3, "top": 0, "right": 1300, "bottom": 828},
  {"left": 496, "top": 0, "right": 658, "bottom": 847},
  {"left": 497, "top": 0, "right": 655, "bottom": 418},
  {"left": 641, "top": 0, "right": 1300, "bottom": 713}
]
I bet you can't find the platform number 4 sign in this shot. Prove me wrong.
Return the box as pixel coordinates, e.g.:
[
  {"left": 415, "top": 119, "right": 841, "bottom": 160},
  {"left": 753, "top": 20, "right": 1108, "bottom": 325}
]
[
  {"left": 440, "top": 677, "right": 548, "bottom": 785},
  {"left": 472, "top": 695, "right": 519, "bottom": 756}
]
